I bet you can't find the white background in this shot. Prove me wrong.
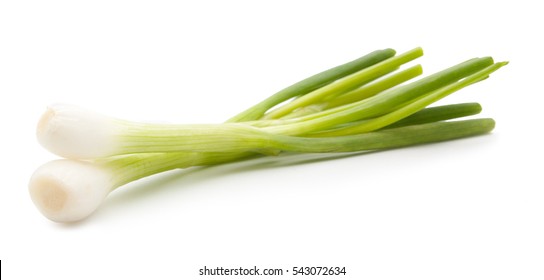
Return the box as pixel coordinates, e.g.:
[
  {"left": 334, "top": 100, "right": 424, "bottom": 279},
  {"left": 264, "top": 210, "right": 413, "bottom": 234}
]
[{"left": 1, "top": 0, "right": 542, "bottom": 279}]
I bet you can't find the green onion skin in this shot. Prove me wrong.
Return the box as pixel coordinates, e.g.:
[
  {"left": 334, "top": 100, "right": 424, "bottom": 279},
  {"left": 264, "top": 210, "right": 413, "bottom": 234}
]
[{"left": 226, "top": 48, "right": 396, "bottom": 122}]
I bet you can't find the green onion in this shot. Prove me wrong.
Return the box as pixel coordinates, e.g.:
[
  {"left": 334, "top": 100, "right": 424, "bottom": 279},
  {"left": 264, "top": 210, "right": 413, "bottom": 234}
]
[{"left": 29, "top": 47, "right": 507, "bottom": 223}]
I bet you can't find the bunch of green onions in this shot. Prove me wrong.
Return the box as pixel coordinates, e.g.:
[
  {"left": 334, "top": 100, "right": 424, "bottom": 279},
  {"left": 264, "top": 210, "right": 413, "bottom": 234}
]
[{"left": 29, "top": 47, "right": 507, "bottom": 223}]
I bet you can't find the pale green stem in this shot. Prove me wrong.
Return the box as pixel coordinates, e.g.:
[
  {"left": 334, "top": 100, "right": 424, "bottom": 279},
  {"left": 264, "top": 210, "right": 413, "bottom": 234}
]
[
  {"left": 99, "top": 152, "right": 254, "bottom": 188},
  {"left": 243, "top": 65, "right": 426, "bottom": 128},
  {"left": 278, "top": 64, "right": 423, "bottom": 120},
  {"left": 243, "top": 96, "right": 364, "bottom": 128},
  {"left": 227, "top": 49, "right": 396, "bottom": 122},
  {"left": 262, "top": 47, "right": 424, "bottom": 120},
  {"left": 100, "top": 118, "right": 495, "bottom": 186},
  {"left": 325, "top": 64, "right": 423, "bottom": 109}
]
